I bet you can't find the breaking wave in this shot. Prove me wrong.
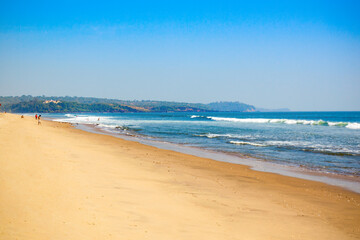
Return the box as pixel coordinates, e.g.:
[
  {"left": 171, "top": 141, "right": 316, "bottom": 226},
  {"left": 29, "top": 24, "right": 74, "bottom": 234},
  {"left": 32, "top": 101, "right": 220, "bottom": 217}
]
[
  {"left": 190, "top": 115, "right": 210, "bottom": 120},
  {"left": 190, "top": 115, "right": 360, "bottom": 129}
]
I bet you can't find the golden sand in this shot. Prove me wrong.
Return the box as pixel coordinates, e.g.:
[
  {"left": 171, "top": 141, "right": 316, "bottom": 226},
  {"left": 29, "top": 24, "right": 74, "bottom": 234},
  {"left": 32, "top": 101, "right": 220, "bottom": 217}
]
[{"left": 1, "top": 113, "right": 359, "bottom": 240}]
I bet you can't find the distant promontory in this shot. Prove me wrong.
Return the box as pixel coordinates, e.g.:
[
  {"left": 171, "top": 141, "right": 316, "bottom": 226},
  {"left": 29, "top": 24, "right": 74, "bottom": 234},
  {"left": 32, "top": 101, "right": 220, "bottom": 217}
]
[{"left": 0, "top": 96, "right": 288, "bottom": 113}]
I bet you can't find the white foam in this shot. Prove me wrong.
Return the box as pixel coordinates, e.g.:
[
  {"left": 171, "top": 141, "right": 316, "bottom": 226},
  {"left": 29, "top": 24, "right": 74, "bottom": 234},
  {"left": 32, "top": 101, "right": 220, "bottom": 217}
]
[
  {"left": 57, "top": 115, "right": 118, "bottom": 124},
  {"left": 195, "top": 133, "right": 256, "bottom": 139},
  {"left": 265, "top": 140, "right": 309, "bottom": 147},
  {"left": 195, "top": 133, "right": 222, "bottom": 138},
  {"left": 312, "top": 147, "right": 360, "bottom": 155},
  {"left": 264, "top": 141, "right": 360, "bottom": 155},
  {"left": 230, "top": 141, "right": 267, "bottom": 147},
  {"left": 346, "top": 122, "right": 360, "bottom": 129},
  {"left": 96, "top": 123, "right": 117, "bottom": 129},
  {"left": 228, "top": 139, "right": 360, "bottom": 155},
  {"left": 206, "top": 116, "right": 359, "bottom": 129},
  {"left": 209, "top": 117, "right": 269, "bottom": 123}
]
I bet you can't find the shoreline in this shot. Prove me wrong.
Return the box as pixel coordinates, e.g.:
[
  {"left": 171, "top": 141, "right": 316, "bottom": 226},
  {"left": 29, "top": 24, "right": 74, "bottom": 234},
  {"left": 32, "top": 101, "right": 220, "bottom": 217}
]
[
  {"left": 74, "top": 121, "right": 360, "bottom": 194},
  {"left": 1, "top": 113, "right": 360, "bottom": 239}
]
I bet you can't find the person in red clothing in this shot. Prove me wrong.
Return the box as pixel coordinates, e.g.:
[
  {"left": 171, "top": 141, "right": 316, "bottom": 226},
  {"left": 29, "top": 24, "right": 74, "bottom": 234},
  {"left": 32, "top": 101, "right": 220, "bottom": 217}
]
[{"left": 35, "top": 114, "right": 38, "bottom": 120}]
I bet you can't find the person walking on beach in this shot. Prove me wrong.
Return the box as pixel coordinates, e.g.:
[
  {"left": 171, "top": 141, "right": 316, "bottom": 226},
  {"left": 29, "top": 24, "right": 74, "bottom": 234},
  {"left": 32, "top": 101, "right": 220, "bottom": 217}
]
[
  {"left": 38, "top": 115, "right": 41, "bottom": 125},
  {"left": 35, "top": 114, "right": 38, "bottom": 120}
]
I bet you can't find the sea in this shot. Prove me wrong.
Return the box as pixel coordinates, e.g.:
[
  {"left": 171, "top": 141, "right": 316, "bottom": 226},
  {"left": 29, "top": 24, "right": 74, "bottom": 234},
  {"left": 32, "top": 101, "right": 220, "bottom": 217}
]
[{"left": 41, "top": 111, "right": 360, "bottom": 191}]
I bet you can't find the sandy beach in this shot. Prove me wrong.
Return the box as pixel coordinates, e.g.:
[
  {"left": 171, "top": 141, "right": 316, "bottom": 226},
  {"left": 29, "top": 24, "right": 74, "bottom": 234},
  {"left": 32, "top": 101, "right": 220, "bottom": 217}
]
[{"left": 0, "top": 113, "right": 359, "bottom": 240}]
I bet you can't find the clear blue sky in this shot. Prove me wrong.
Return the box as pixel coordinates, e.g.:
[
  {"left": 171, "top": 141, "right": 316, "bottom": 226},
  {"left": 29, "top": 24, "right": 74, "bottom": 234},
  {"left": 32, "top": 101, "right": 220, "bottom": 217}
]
[{"left": 0, "top": 0, "right": 359, "bottom": 110}]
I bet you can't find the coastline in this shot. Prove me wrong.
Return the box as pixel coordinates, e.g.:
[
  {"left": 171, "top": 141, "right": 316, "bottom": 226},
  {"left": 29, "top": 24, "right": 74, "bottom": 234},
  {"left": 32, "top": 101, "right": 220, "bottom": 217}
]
[
  {"left": 1, "top": 113, "right": 360, "bottom": 239},
  {"left": 74, "top": 122, "right": 360, "bottom": 194}
]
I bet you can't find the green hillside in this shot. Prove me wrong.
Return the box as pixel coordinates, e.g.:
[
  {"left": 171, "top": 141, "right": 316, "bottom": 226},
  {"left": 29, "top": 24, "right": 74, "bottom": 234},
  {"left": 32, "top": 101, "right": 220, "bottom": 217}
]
[{"left": 0, "top": 96, "right": 256, "bottom": 113}]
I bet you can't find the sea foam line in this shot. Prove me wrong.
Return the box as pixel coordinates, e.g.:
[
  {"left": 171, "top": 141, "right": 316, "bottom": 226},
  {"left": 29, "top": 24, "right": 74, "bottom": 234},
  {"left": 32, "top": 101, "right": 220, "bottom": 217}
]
[
  {"left": 194, "top": 133, "right": 256, "bottom": 139},
  {"left": 190, "top": 115, "right": 360, "bottom": 129},
  {"left": 195, "top": 133, "right": 360, "bottom": 155},
  {"left": 228, "top": 139, "right": 360, "bottom": 155},
  {"left": 229, "top": 141, "right": 267, "bottom": 147}
]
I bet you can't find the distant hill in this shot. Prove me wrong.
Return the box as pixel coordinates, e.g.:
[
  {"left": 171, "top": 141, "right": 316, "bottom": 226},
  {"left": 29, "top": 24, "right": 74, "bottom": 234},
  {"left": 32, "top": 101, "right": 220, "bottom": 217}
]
[
  {"left": 0, "top": 96, "right": 260, "bottom": 113},
  {"left": 3, "top": 100, "right": 141, "bottom": 113},
  {"left": 0, "top": 96, "right": 211, "bottom": 113},
  {"left": 207, "top": 101, "right": 256, "bottom": 112}
]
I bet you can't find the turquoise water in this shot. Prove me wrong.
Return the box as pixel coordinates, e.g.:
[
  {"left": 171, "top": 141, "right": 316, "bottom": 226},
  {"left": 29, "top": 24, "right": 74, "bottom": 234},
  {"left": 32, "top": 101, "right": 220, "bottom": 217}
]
[{"left": 44, "top": 112, "right": 360, "bottom": 177}]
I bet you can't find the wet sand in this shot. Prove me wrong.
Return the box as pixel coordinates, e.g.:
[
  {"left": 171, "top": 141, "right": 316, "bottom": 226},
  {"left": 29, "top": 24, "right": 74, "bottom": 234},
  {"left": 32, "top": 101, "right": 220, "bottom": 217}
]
[{"left": 1, "top": 113, "right": 359, "bottom": 240}]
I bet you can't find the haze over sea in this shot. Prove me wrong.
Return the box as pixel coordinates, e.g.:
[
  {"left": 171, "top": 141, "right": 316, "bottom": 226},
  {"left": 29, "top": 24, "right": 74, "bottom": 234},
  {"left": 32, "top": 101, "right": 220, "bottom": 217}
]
[{"left": 42, "top": 111, "right": 360, "bottom": 178}]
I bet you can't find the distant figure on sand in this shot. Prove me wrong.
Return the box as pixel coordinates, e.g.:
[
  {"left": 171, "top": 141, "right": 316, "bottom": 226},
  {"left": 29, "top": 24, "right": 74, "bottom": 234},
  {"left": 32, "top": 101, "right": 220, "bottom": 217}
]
[
  {"left": 38, "top": 115, "right": 41, "bottom": 125},
  {"left": 35, "top": 114, "right": 38, "bottom": 120},
  {"left": 21, "top": 115, "right": 24, "bottom": 118}
]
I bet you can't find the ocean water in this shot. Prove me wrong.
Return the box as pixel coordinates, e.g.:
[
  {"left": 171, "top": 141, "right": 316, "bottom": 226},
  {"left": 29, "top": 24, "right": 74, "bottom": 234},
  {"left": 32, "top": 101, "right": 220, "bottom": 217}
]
[{"left": 44, "top": 112, "right": 360, "bottom": 177}]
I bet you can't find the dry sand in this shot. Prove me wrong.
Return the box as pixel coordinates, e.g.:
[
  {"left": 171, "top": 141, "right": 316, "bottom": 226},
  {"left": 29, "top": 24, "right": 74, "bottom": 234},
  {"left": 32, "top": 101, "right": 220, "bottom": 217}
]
[{"left": 1, "top": 113, "right": 359, "bottom": 240}]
